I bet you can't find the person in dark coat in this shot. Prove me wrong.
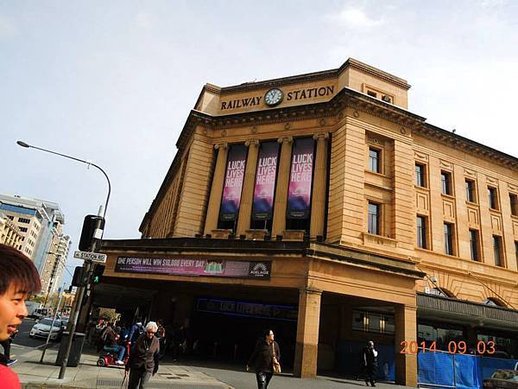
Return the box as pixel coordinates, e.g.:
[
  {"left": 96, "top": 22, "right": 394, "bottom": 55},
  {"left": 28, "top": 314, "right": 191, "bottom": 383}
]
[
  {"left": 125, "top": 321, "right": 160, "bottom": 389},
  {"left": 247, "top": 329, "right": 281, "bottom": 389},
  {"left": 362, "top": 340, "right": 378, "bottom": 387}
]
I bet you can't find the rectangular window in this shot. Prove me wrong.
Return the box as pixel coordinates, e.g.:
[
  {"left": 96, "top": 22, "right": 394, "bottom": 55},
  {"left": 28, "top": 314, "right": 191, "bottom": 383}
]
[
  {"left": 510, "top": 193, "right": 518, "bottom": 216},
  {"left": 444, "top": 222, "right": 455, "bottom": 255},
  {"left": 19, "top": 227, "right": 28, "bottom": 233},
  {"left": 18, "top": 217, "right": 31, "bottom": 224},
  {"left": 368, "top": 147, "right": 381, "bottom": 173},
  {"left": 493, "top": 235, "right": 504, "bottom": 267},
  {"left": 368, "top": 202, "right": 381, "bottom": 235},
  {"left": 469, "top": 229, "right": 480, "bottom": 261},
  {"left": 441, "top": 171, "right": 453, "bottom": 195},
  {"left": 465, "top": 179, "right": 476, "bottom": 203},
  {"left": 415, "top": 163, "right": 427, "bottom": 187},
  {"left": 417, "top": 216, "right": 428, "bottom": 249},
  {"left": 488, "top": 187, "right": 499, "bottom": 210},
  {"left": 352, "top": 310, "right": 395, "bottom": 335}
]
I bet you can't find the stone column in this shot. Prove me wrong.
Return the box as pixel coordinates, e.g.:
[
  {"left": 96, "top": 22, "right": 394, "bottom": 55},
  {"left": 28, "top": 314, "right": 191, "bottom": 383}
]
[
  {"left": 272, "top": 136, "right": 293, "bottom": 237},
  {"left": 237, "top": 140, "right": 259, "bottom": 235},
  {"left": 394, "top": 304, "right": 418, "bottom": 386},
  {"left": 310, "top": 133, "right": 329, "bottom": 239},
  {"left": 294, "top": 287, "right": 322, "bottom": 378},
  {"left": 204, "top": 143, "right": 228, "bottom": 235}
]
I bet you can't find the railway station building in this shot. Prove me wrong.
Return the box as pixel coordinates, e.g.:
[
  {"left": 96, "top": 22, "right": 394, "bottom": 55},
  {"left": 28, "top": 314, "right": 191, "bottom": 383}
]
[{"left": 96, "top": 58, "right": 518, "bottom": 386}]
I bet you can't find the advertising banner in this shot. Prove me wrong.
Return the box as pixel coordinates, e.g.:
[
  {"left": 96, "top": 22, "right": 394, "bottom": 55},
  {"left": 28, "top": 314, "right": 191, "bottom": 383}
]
[
  {"left": 115, "top": 256, "right": 271, "bottom": 279},
  {"left": 220, "top": 144, "right": 247, "bottom": 221},
  {"left": 252, "top": 141, "right": 280, "bottom": 220},
  {"left": 196, "top": 297, "right": 298, "bottom": 321},
  {"left": 287, "top": 137, "right": 315, "bottom": 219}
]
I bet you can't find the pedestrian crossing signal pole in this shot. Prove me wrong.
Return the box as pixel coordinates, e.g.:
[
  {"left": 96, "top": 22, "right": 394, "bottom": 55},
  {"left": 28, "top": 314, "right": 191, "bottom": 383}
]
[{"left": 59, "top": 215, "right": 105, "bottom": 379}]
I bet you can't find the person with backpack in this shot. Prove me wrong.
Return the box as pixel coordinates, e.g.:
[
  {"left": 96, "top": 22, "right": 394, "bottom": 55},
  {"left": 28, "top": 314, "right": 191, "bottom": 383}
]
[{"left": 128, "top": 321, "right": 144, "bottom": 345}]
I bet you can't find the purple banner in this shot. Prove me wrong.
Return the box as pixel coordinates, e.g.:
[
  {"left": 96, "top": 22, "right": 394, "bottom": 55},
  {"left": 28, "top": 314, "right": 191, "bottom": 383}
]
[
  {"left": 287, "top": 138, "right": 315, "bottom": 219},
  {"left": 115, "top": 257, "right": 271, "bottom": 279},
  {"left": 220, "top": 144, "right": 247, "bottom": 221},
  {"left": 252, "top": 142, "right": 280, "bottom": 220}
]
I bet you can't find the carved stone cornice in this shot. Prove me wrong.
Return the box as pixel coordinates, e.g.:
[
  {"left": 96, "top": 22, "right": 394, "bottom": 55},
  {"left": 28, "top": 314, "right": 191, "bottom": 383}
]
[
  {"left": 416, "top": 124, "right": 518, "bottom": 170},
  {"left": 177, "top": 88, "right": 425, "bottom": 150}
]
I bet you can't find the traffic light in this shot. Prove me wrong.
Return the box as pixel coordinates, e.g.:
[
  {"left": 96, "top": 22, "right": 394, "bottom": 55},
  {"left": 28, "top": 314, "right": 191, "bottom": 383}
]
[
  {"left": 91, "top": 264, "right": 105, "bottom": 284},
  {"left": 71, "top": 266, "right": 87, "bottom": 287},
  {"left": 78, "top": 215, "right": 105, "bottom": 252}
]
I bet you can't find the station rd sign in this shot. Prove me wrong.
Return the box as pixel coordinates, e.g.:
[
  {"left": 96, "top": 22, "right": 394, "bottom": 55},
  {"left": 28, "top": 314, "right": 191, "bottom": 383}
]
[{"left": 73, "top": 250, "right": 107, "bottom": 263}]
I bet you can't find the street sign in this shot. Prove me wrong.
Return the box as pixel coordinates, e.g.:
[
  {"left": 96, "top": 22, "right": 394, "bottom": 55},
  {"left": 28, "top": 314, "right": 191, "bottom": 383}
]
[{"left": 73, "top": 250, "right": 107, "bottom": 263}]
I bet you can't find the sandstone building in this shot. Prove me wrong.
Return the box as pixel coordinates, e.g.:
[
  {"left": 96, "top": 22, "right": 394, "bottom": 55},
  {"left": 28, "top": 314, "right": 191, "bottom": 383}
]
[{"left": 98, "top": 59, "right": 518, "bottom": 385}]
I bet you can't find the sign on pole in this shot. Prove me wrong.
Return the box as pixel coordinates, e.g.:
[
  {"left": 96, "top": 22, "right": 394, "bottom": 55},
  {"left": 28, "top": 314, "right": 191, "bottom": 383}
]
[{"left": 73, "top": 250, "right": 107, "bottom": 263}]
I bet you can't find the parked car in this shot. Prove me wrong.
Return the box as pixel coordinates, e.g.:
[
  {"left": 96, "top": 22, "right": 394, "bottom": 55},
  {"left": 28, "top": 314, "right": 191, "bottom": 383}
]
[
  {"left": 483, "top": 369, "right": 518, "bottom": 389},
  {"left": 30, "top": 307, "right": 53, "bottom": 320},
  {"left": 29, "top": 318, "right": 64, "bottom": 341}
]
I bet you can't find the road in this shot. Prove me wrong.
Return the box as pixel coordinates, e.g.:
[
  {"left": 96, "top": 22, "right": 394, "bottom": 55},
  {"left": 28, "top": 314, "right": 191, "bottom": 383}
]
[{"left": 8, "top": 318, "right": 62, "bottom": 363}]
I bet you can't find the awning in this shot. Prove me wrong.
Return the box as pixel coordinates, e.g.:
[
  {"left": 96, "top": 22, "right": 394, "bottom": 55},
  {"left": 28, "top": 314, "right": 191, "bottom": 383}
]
[{"left": 417, "top": 293, "right": 518, "bottom": 332}]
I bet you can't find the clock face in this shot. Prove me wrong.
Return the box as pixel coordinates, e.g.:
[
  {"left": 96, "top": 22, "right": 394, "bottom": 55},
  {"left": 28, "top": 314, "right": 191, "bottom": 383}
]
[{"left": 264, "top": 88, "right": 284, "bottom": 106}]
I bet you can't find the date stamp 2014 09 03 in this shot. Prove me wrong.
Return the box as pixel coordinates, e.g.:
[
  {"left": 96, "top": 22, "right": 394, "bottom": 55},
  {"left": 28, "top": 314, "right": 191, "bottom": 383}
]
[{"left": 400, "top": 340, "right": 496, "bottom": 355}]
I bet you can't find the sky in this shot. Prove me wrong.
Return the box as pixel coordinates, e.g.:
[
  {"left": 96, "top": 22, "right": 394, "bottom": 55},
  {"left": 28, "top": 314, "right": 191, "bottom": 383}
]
[{"left": 1, "top": 0, "right": 517, "bottom": 285}]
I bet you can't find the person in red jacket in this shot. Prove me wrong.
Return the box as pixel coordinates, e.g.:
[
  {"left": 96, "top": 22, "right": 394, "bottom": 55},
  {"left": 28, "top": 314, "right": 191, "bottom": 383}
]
[{"left": 0, "top": 244, "right": 41, "bottom": 389}]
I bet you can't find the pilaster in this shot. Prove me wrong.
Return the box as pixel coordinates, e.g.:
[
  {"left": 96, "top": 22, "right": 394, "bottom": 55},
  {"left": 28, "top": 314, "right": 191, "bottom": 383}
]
[
  {"left": 237, "top": 140, "right": 259, "bottom": 235},
  {"left": 310, "top": 133, "right": 329, "bottom": 239},
  {"left": 272, "top": 136, "right": 293, "bottom": 237},
  {"left": 204, "top": 143, "right": 228, "bottom": 235},
  {"left": 294, "top": 287, "right": 322, "bottom": 378},
  {"left": 394, "top": 304, "right": 417, "bottom": 386}
]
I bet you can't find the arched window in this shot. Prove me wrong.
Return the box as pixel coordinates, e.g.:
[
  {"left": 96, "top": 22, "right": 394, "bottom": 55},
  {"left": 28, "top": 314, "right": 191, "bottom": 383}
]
[
  {"left": 428, "top": 287, "right": 456, "bottom": 298},
  {"left": 483, "top": 297, "right": 507, "bottom": 307}
]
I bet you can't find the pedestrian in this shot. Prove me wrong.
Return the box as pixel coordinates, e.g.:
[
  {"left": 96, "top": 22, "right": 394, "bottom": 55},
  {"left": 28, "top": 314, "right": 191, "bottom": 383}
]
[
  {"left": 101, "top": 322, "right": 126, "bottom": 365},
  {"left": 125, "top": 321, "right": 160, "bottom": 389},
  {"left": 128, "top": 320, "right": 144, "bottom": 344},
  {"left": 246, "top": 329, "right": 281, "bottom": 389},
  {"left": 0, "top": 244, "right": 41, "bottom": 389},
  {"left": 362, "top": 340, "right": 378, "bottom": 387}
]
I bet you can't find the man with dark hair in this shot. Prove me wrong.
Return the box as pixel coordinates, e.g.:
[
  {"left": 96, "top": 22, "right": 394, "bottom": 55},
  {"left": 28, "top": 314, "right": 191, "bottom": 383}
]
[
  {"left": 0, "top": 244, "right": 41, "bottom": 388},
  {"left": 247, "top": 329, "right": 281, "bottom": 389}
]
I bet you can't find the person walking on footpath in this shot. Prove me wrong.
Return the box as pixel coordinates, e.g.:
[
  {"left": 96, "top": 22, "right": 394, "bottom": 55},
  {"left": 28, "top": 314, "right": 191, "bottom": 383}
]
[
  {"left": 247, "top": 329, "right": 281, "bottom": 389},
  {"left": 362, "top": 340, "right": 379, "bottom": 387},
  {"left": 125, "top": 321, "right": 160, "bottom": 389},
  {"left": 0, "top": 244, "right": 41, "bottom": 389}
]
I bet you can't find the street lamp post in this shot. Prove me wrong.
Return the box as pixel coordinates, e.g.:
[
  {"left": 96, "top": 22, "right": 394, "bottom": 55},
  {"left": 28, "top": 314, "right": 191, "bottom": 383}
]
[
  {"left": 17, "top": 141, "right": 111, "bottom": 217},
  {"left": 16, "top": 140, "right": 111, "bottom": 379}
]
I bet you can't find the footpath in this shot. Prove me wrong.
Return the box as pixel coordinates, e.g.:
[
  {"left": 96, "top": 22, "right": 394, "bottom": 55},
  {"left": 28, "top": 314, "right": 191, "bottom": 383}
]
[
  {"left": 11, "top": 344, "right": 232, "bottom": 389},
  {"left": 10, "top": 343, "right": 414, "bottom": 389}
]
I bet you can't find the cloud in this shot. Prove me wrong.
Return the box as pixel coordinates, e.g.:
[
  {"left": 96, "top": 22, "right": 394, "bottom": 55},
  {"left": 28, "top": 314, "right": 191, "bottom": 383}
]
[
  {"left": 0, "top": 15, "right": 16, "bottom": 39},
  {"left": 330, "top": 6, "right": 384, "bottom": 28},
  {"left": 480, "top": 0, "right": 507, "bottom": 9},
  {"left": 135, "top": 12, "right": 156, "bottom": 29}
]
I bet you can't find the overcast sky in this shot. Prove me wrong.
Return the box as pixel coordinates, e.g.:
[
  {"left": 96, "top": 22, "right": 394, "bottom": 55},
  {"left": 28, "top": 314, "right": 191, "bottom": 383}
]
[{"left": 2, "top": 0, "right": 517, "bottom": 285}]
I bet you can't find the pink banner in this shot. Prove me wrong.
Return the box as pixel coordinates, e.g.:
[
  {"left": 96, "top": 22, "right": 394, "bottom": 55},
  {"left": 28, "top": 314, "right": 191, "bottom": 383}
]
[
  {"left": 252, "top": 141, "right": 279, "bottom": 220},
  {"left": 287, "top": 138, "right": 314, "bottom": 219},
  {"left": 115, "top": 256, "right": 271, "bottom": 279},
  {"left": 220, "top": 144, "right": 247, "bottom": 221}
]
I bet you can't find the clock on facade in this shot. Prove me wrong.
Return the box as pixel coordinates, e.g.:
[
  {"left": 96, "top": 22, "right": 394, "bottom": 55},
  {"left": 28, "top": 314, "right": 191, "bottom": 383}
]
[{"left": 264, "top": 88, "right": 284, "bottom": 107}]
